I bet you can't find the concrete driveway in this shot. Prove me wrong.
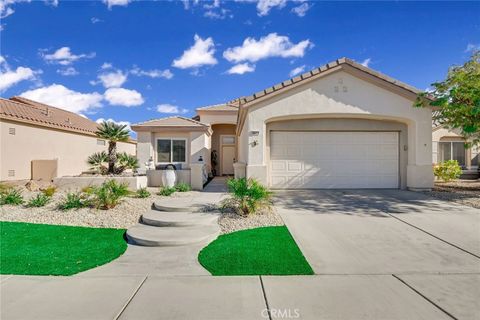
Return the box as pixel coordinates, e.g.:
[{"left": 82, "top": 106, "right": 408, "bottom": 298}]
[{"left": 274, "top": 189, "right": 480, "bottom": 319}]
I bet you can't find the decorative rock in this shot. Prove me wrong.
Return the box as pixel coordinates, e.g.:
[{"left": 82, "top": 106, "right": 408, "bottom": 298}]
[{"left": 25, "top": 180, "right": 40, "bottom": 191}]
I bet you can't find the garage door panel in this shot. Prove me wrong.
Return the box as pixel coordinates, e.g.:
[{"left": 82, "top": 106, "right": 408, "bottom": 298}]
[{"left": 270, "top": 131, "right": 399, "bottom": 189}]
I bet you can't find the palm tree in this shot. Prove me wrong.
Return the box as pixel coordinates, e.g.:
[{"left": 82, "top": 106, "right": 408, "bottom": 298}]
[{"left": 96, "top": 121, "right": 130, "bottom": 174}]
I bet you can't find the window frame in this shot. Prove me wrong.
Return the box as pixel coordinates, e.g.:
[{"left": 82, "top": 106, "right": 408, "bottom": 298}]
[
  {"left": 156, "top": 138, "right": 188, "bottom": 164},
  {"left": 438, "top": 140, "right": 467, "bottom": 167}
]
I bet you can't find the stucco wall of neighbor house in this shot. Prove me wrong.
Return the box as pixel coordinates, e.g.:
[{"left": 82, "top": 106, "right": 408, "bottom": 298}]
[
  {"left": 266, "top": 119, "right": 409, "bottom": 189},
  {"left": 0, "top": 120, "right": 136, "bottom": 181},
  {"left": 239, "top": 69, "right": 433, "bottom": 189},
  {"left": 211, "top": 124, "right": 236, "bottom": 175},
  {"left": 136, "top": 130, "right": 211, "bottom": 172},
  {"left": 197, "top": 111, "right": 237, "bottom": 125}
]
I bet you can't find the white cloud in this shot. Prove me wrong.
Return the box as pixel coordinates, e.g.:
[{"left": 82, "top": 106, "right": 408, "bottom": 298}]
[
  {"left": 172, "top": 34, "right": 218, "bottom": 69},
  {"left": 156, "top": 103, "right": 188, "bottom": 114},
  {"left": 20, "top": 84, "right": 103, "bottom": 114},
  {"left": 104, "top": 87, "right": 144, "bottom": 107},
  {"left": 204, "top": 8, "right": 231, "bottom": 19},
  {"left": 91, "top": 17, "right": 102, "bottom": 24},
  {"left": 57, "top": 67, "right": 79, "bottom": 76},
  {"left": 101, "top": 62, "right": 113, "bottom": 70},
  {"left": 0, "top": 0, "right": 30, "bottom": 19},
  {"left": 360, "top": 58, "right": 371, "bottom": 67},
  {"left": 465, "top": 43, "right": 480, "bottom": 53},
  {"left": 227, "top": 63, "right": 255, "bottom": 75},
  {"left": 103, "top": 0, "right": 131, "bottom": 9},
  {"left": 0, "top": 56, "right": 40, "bottom": 92},
  {"left": 94, "top": 70, "right": 128, "bottom": 88},
  {"left": 41, "top": 47, "right": 95, "bottom": 65},
  {"left": 256, "top": 0, "right": 286, "bottom": 16},
  {"left": 223, "top": 33, "right": 313, "bottom": 63},
  {"left": 289, "top": 65, "right": 305, "bottom": 77},
  {"left": 96, "top": 118, "right": 131, "bottom": 131},
  {"left": 291, "top": 2, "right": 310, "bottom": 17},
  {"left": 130, "top": 67, "right": 173, "bottom": 79}
]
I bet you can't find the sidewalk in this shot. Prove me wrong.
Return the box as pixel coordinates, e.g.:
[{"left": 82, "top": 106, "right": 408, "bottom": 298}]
[{"left": 3, "top": 274, "right": 474, "bottom": 320}]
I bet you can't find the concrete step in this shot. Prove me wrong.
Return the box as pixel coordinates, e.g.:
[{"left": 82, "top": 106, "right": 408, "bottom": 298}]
[
  {"left": 126, "top": 224, "right": 220, "bottom": 247},
  {"left": 153, "top": 201, "right": 210, "bottom": 213},
  {"left": 141, "top": 210, "right": 219, "bottom": 227}
]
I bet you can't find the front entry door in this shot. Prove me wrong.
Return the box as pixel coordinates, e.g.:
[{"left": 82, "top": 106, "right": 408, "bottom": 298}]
[{"left": 222, "top": 146, "right": 235, "bottom": 175}]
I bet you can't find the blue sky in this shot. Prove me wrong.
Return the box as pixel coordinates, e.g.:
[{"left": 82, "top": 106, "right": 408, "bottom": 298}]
[{"left": 0, "top": 0, "right": 478, "bottom": 129}]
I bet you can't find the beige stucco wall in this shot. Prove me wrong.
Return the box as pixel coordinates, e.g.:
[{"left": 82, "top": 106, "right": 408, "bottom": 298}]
[
  {"left": 238, "top": 69, "right": 433, "bottom": 189},
  {"left": 0, "top": 120, "right": 136, "bottom": 181},
  {"left": 136, "top": 130, "right": 210, "bottom": 172},
  {"left": 197, "top": 111, "right": 237, "bottom": 125}
]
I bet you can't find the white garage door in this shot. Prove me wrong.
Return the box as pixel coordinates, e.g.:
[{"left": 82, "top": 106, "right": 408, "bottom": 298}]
[{"left": 269, "top": 131, "right": 399, "bottom": 189}]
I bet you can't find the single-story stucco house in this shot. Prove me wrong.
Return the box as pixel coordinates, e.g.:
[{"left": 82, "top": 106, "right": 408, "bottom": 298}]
[
  {"left": 432, "top": 125, "right": 479, "bottom": 179},
  {"left": 133, "top": 58, "right": 434, "bottom": 190},
  {"left": 0, "top": 96, "right": 136, "bottom": 181}
]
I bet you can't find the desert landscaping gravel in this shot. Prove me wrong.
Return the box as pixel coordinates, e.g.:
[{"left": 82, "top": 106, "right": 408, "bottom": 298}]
[
  {"left": 425, "top": 180, "right": 480, "bottom": 209},
  {"left": 0, "top": 188, "right": 202, "bottom": 229},
  {"left": 218, "top": 210, "right": 284, "bottom": 234}
]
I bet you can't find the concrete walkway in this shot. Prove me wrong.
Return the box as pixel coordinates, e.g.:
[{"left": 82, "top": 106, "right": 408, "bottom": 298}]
[{"left": 81, "top": 177, "right": 228, "bottom": 277}]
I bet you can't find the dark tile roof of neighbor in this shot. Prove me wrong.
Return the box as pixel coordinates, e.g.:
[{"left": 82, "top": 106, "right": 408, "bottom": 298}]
[
  {"left": 1, "top": 97, "right": 136, "bottom": 143},
  {"left": 231, "top": 57, "right": 423, "bottom": 105},
  {"left": 0, "top": 97, "right": 101, "bottom": 135}
]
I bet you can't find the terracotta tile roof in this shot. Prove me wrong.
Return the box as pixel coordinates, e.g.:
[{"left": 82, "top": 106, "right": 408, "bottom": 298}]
[
  {"left": 232, "top": 57, "right": 423, "bottom": 105},
  {"left": 196, "top": 103, "right": 238, "bottom": 112},
  {"left": 131, "top": 116, "right": 209, "bottom": 128},
  {"left": 1, "top": 97, "right": 99, "bottom": 135}
]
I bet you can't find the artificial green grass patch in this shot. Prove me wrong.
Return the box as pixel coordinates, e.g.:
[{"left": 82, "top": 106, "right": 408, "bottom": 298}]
[
  {"left": 0, "top": 221, "right": 127, "bottom": 276},
  {"left": 198, "top": 226, "right": 314, "bottom": 276}
]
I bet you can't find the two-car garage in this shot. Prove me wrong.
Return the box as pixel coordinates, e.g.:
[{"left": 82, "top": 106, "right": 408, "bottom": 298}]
[{"left": 269, "top": 131, "right": 400, "bottom": 189}]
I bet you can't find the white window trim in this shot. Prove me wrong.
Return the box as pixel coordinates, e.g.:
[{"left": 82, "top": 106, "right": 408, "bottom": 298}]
[{"left": 156, "top": 138, "right": 188, "bottom": 164}]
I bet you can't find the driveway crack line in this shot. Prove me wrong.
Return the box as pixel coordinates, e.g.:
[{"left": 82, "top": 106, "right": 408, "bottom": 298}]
[
  {"left": 385, "top": 212, "right": 480, "bottom": 259},
  {"left": 114, "top": 275, "right": 148, "bottom": 320},
  {"left": 259, "top": 276, "right": 272, "bottom": 320},
  {"left": 392, "top": 274, "right": 458, "bottom": 320}
]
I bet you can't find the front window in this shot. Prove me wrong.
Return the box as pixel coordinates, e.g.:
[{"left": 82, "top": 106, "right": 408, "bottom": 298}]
[
  {"left": 157, "top": 139, "right": 186, "bottom": 163},
  {"left": 439, "top": 141, "right": 466, "bottom": 167}
]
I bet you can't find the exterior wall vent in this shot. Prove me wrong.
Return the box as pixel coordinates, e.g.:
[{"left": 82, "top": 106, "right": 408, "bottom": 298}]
[
  {"left": 8, "top": 170, "right": 15, "bottom": 177},
  {"left": 97, "top": 139, "right": 106, "bottom": 146},
  {"left": 8, "top": 128, "right": 15, "bottom": 135}
]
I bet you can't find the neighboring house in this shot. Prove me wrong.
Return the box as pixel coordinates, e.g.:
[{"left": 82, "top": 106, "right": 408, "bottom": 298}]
[
  {"left": 0, "top": 96, "right": 136, "bottom": 181},
  {"left": 432, "top": 125, "right": 479, "bottom": 179},
  {"left": 133, "top": 58, "right": 434, "bottom": 190}
]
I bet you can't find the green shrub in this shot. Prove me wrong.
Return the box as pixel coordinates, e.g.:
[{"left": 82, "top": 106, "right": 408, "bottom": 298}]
[
  {"left": 118, "top": 152, "right": 139, "bottom": 170},
  {"left": 87, "top": 151, "right": 108, "bottom": 174},
  {"left": 58, "top": 192, "right": 86, "bottom": 210},
  {"left": 26, "top": 193, "right": 51, "bottom": 207},
  {"left": 434, "top": 160, "right": 462, "bottom": 182},
  {"left": 42, "top": 186, "right": 57, "bottom": 197},
  {"left": 91, "top": 180, "right": 130, "bottom": 209},
  {"left": 222, "top": 178, "right": 272, "bottom": 215},
  {"left": 0, "top": 188, "right": 24, "bottom": 206},
  {"left": 135, "top": 187, "right": 151, "bottom": 198},
  {"left": 158, "top": 186, "right": 176, "bottom": 196},
  {"left": 175, "top": 182, "right": 191, "bottom": 192}
]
